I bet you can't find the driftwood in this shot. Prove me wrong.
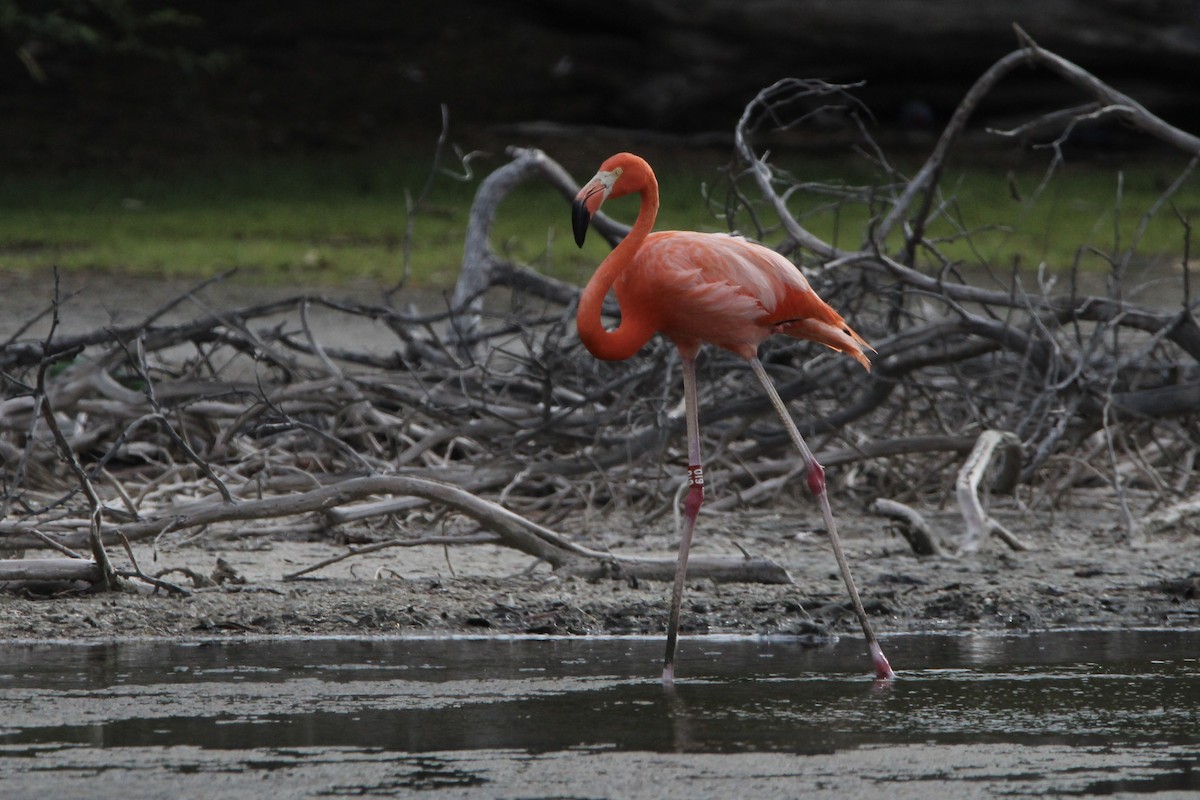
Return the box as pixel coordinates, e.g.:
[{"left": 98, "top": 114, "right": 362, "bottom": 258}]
[
  {"left": 0, "top": 558, "right": 101, "bottom": 583},
  {"left": 869, "top": 498, "right": 944, "bottom": 557},
  {"left": 956, "top": 431, "right": 1028, "bottom": 554},
  {"left": 450, "top": 146, "right": 626, "bottom": 350},
  {"left": 869, "top": 430, "right": 1030, "bottom": 557},
  {"left": 1, "top": 31, "right": 1198, "bottom": 591},
  {"left": 0, "top": 474, "right": 791, "bottom": 586}
]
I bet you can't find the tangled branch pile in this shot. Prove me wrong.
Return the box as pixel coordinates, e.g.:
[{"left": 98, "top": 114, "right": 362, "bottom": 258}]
[{"left": 2, "top": 30, "right": 1198, "bottom": 591}]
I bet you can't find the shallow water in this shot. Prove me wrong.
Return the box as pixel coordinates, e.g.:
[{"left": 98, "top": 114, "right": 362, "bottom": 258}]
[{"left": 1, "top": 630, "right": 1198, "bottom": 799}]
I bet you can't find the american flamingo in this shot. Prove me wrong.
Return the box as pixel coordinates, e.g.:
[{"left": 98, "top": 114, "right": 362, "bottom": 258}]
[{"left": 571, "top": 152, "right": 894, "bottom": 685}]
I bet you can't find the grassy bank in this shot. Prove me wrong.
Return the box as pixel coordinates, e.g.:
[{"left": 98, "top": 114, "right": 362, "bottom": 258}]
[{"left": 1, "top": 147, "right": 1196, "bottom": 289}]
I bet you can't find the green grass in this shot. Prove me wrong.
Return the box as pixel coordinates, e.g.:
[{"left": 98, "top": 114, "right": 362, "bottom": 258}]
[
  {"left": 714, "top": 152, "right": 1200, "bottom": 274},
  {"left": 0, "top": 152, "right": 473, "bottom": 285},
  {"left": 894, "top": 158, "right": 1200, "bottom": 273},
  {"left": 1, "top": 147, "right": 1197, "bottom": 289}
]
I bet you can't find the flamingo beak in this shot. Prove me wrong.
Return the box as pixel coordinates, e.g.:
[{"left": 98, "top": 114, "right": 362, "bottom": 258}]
[
  {"left": 572, "top": 196, "right": 591, "bottom": 247},
  {"left": 572, "top": 169, "right": 619, "bottom": 247}
]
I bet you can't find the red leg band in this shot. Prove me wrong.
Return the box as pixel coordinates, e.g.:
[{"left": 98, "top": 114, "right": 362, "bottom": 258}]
[{"left": 806, "top": 462, "right": 826, "bottom": 496}]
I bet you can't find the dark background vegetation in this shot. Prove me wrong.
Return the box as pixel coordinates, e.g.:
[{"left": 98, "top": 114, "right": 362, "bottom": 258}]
[{"left": 3, "top": 0, "right": 1200, "bottom": 171}]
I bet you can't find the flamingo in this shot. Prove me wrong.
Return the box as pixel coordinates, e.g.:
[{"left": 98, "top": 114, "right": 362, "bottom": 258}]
[{"left": 571, "top": 152, "right": 894, "bottom": 685}]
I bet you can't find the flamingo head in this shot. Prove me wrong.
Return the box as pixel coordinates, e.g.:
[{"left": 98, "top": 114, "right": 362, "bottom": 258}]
[{"left": 571, "top": 153, "right": 648, "bottom": 246}]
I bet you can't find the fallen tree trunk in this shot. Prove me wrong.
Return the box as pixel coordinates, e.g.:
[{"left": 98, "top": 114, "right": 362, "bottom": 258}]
[
  {"left": 0, "top": 558, "right": 101, "bottom": 583},
  {"left": 2, "top": 475, "right": 792, "bottom": 586}
]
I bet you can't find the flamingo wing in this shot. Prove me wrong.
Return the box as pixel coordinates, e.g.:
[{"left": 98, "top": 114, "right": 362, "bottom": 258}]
[{"left": 617, "top": 232, "right": 870, "bottom": 367}]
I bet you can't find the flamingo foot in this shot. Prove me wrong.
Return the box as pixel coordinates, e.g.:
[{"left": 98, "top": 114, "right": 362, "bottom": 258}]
[{"left": 870, "top": 641, "right": 896, "bottom": 681}]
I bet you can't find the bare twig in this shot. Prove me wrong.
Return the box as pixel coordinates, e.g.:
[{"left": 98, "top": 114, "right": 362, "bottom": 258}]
[{"left": 284, "top": 531, "right": 501, "bottom": 580}]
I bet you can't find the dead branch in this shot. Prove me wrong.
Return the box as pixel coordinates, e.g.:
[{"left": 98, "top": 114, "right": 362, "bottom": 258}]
[
  {"left": 869, "top": 498, "right": 945, "bottom": 557},
  {"left": 956, "top": 431, "right": 1025, "bottom": 553},
  {"left": 283, "top": 531, "right": 503, "bottom": 580},
  {"left": 723, "top": 32, "right": 1199, "bottom": 531},
  {"left": 450, "top": 146, "right": 626, "bottom": 351},
  {"left": 0, "top": 558, "right": 101, "bottom": 583},
  {"left": 2, "top": 474, "right": 791, "bottom": 587},
  {"left": 33, "top": 276, "right": 120, "bottom": 590}
]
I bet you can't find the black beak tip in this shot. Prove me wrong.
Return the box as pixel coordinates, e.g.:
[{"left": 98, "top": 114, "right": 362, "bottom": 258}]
[{"left": 571, "top": 199, "right": 590, "bottom": 248}]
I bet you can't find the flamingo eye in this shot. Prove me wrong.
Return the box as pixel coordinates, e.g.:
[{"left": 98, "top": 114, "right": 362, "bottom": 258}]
[{"left": 597, "top": 168, "right": 622, "bottom": 195}]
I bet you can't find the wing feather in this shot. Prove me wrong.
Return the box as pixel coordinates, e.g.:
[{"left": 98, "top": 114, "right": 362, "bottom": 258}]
[{"left": 615, "top": 231, "right": 869, "bottom": 366}]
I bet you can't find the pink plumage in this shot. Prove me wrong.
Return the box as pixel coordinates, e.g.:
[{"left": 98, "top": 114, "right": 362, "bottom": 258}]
[{"left": 620, "top": 230, "right": 871, "bottom": 364}]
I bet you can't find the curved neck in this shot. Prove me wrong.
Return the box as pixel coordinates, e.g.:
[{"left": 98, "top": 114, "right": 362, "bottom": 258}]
[{"left": 577, "top": 180, "right": 660, "bottom": 361}]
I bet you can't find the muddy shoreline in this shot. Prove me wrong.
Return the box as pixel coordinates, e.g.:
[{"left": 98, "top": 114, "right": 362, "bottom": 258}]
[{"left": 2, "top": 497, "right": 1197, "bottom": 647}]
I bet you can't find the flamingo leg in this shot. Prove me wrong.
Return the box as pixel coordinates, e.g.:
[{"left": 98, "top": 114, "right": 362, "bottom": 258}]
[
  {"left": 749, "top": 357, "right": 895, "bottom": 680},
  {"left": 663, "top": 352, "right": 704, "bottom": 687}
]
